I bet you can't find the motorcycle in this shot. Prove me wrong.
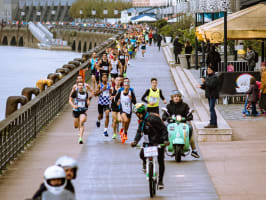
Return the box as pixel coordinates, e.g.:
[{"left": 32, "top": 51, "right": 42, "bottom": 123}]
[{"left": 161, "top": 108, "right": 194, "bottom": 162}]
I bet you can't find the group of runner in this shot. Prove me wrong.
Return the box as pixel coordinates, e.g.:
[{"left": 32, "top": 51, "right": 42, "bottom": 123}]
[{"left": 68, "top": 25, "right": 162, "bottom": 144}]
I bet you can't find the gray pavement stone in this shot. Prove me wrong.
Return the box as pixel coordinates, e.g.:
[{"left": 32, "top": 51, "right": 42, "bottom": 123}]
[{"left": 74, "top": 46, "right": 218, "bottom": 199}]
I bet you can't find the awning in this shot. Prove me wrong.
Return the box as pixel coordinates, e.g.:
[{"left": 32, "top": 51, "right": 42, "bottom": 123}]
[
  {"left": 196, "top": 3, "right": 266, "bottom": 43},
  {"left": 132, "top": 15, "right": 157, "bottom": 22}
]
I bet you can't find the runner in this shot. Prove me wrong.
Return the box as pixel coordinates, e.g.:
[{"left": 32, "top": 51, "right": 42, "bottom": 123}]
[
  {"left": 118, "top": 48, "right": 128, "bottom": 77},
  {"left": 141, "top": 77, "right": 167, "bottom": 114},
  {"left": 69, "top": 81, "right": 90, "bottom": 144},
  {"left": 97, "top": 53, "right": 111, "bottom": 81},
  {"left": 115, "top": 79, "right": 136, "bottom": 142},
  {"left": 110, "top": 53, "right": 123, "bottom": 87},
  {"left": 110, "top": 77, "right": 122, "bottom": 139},
  {"left": 88, "top": 51, "right": 98, "bottom": 91},
  {"left": 95, "top": 73, "right": 111, "bottom": 136},
  {"left": 140, "top": 38, "right": 146, "bottom": 57},
  {"left": 71, "top": 75, "right": 93, "bottom": 96}
]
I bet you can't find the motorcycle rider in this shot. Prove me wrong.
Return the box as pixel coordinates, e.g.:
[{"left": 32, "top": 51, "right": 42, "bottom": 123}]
[
  {"left": 162, "top": 90, "right": 200, "bottom": 158},
  {"left": 131, "top": 103, "right": 169, "bottom": 190},
  {"left": 32, "top": 165, "right": 75, "bottom": 200},
  {"left": 55, "top": 156, "right": 78, "bottom": 194}
]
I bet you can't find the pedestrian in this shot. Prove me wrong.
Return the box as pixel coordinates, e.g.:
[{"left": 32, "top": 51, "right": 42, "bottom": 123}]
[
  {"left": 140, "top": 38, "right": 146, "bottom": 57},
  {"left": 197, "top": 65, "right": 220, "bottom": 128},
  {"left": 157, "top": 34, "right": 162, "bottom": 51},
  {"left": 206, "top": 45, "right": 221, "bottom": 72},
  {"left": 246, "top": 77, "right": 259, "bottom": 116},
  {"left": 259, "top": 62, "right": 266, "bottom": 114},
  {"left": 243, "top": 46, "right": 256, "bottom": 71},
  {"left": 148, "top": 30, "right": 153, "bottom": 46},
  {"left": 185, "top": 41, "right": 192, "bottom": 69},
  {"left": 153, "top": 31, "right": 157, "bottom": 46},
  {"left": 173, "top": 36, "right": 182, "bottom": 64},
  {"left": 141, "top": 78, "right": 167, "bottom": 114}
]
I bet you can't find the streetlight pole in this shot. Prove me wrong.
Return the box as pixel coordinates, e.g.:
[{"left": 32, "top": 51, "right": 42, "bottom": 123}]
[
  {"left": 103, "top": 8, "right": 108, "bottom": 24},
  {"left": 114, "top": 8, "right": 118, "bottom": 25},
  {"left": 92, "top": 8, "right": 96, "bottom": 24},
  {"left": 80, "top": 10, "right": 83, "bottom": 24}
]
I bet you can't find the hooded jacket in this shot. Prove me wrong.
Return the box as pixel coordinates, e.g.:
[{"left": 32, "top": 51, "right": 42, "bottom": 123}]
[{"left": 162, "top": 100, "right": 190, "bottom": 121}]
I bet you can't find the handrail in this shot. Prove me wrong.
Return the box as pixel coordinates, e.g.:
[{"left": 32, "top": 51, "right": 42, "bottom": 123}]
[{"left": 0, "top": 29, "right": 125, "bottom": 174}]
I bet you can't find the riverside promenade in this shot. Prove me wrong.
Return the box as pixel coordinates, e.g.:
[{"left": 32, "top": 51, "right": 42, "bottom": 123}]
[{"left": 0, "top": 44, "right": 265, "bottom": 200}]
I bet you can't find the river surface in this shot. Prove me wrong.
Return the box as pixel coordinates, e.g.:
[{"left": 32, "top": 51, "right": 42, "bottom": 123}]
[{"left": 0, "top": 46, "right": 81, "bottom": 121}]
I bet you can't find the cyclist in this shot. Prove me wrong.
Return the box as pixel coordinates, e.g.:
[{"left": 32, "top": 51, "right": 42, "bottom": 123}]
[
  {"left": 141, "top": 78, "right": 167, "bottom": 114},
  {"left": 97, "top": 53, "right": 111, "bottom": 81},
  {"left": 115, "top": 79, "right": 136, "bottom": 141},
  {"left": 131, "top": 103, "right": 169, "bottom": 190},
  {"left": 69, "top": 81, "right": 90, "bottom": 144},
  {"left": 95, "top": 73, "right": 111, "bottom": 136},
  {"left": 162, "top": 90, "right": 200, "bottom": 158},
  {"left": 110, "top": 77, "right": 122, "bottom": 139},
  {"left": 32, "top": 165, "right": 75, "bottom": 200}
]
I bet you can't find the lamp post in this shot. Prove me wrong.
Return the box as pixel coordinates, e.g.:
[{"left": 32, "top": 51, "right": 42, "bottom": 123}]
[
  {"left": 80, "top": 10, "right": 83, "bottom": 23},
  {"left": 21, "top": 11, "right": 25, "bottom": 22},
  {"left": 221, "top": 0, "right": 230, "bottom": 71},
  {"left": 114, "top": 8, "right": 118, "bottom": 24},
  {"left": 92, "top": 8, "right": 96, "bottom": 24},
  {"left": 36, "top": 11, "right": 41, "bottom": 22},
  {"left": 103, "top": 8, "right": 108, "bottom": 24}
]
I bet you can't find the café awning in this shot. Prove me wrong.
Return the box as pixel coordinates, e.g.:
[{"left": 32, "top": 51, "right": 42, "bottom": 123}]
[{"left": 196, "top": 3, "right": 266, "bottom": 43}]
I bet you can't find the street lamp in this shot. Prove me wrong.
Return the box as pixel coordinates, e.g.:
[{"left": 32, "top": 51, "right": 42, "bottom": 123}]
[
  {"left": 21, "top": 11, "right": 25, "bottom": 22},
  {"left": 103, "top": 8, "right": 108, "bottom": 23},
  {"left": 80, "top": 10, "right": 83, "bottom": 23},
  {"left": 114, "top": 8, "right": 118, "bottom": 24},
  {"left": 36, "top": 11, "right": 41, "bottom": 22},
  {"left": 92, "top": 8, "right": 96, "bottom": 23}
]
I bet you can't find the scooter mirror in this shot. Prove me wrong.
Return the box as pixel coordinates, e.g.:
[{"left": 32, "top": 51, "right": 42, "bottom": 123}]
[{"left": 161, "top": 107, "right": 168, "bottom": 113}]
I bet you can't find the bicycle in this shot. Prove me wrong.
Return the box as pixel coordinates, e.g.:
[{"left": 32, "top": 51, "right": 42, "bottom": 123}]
[{"left": 135, "top": 144, "right": 165, "bottom": 198}]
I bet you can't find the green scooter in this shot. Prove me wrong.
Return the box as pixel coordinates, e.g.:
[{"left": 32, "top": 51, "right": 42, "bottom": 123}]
[{"left": 161, "top": 108, "right": 194, "bottom": 162}]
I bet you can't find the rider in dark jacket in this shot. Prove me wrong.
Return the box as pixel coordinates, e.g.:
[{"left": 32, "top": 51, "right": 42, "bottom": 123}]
[
  {"left": 162, "top": 90, "right": 200, "bottom": 158},
  {"left": 131, "top": 103, "right": 168, "bottom": 190}
]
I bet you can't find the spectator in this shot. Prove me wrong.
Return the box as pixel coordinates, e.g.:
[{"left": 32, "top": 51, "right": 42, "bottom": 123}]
[
  {"left": 148, "top": 30, "right": 153, "bottom": 46},
  {"left": 260, "top": 62, "right": 266, "bottom": 114},
  {"left": 197, "top": 65, "right": 220, "bottom": 128},
  {"left": 243, "top": 46, "right": 256, "bottom": 71},
  {"left": 152, "top": 31, "right": 157, "bottom": 46},
  {"left": 246, "top": 77, "right": 259, "bottom": 116},
  {"left": 206, "top": 45, "right": 221, "bottom": 72},
  {"left": 185, "top": 41, "right": 192, "bottom": 69},
  {"left": 173, "top": 36, "right": 182, "bottom": 64}
]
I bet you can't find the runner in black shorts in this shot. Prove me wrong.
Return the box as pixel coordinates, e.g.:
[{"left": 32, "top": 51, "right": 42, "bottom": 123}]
[
  {"left": 69, "top": 81, "right": 90, "bottom": 144},
  {"left": 88, "top": 52, "right": 98, "bottom": 91},
  {"left": 97, "top": 53, "right": 111, "bottom": 81},
  {"left": 110, "top": 77, "right": 122, "bottom": 139}
]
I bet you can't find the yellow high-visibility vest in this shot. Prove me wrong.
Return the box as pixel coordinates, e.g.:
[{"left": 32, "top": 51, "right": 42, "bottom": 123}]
[{"left": 147, "top": 88, "right": 160, "bottom": 107}]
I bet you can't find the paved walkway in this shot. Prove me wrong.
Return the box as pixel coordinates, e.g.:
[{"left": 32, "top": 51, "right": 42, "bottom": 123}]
[
  {"left": 0, "top": 45, "right": 218, "bottom": 199},
  {"left": 75, "top": 45, "right": 218, "bottom": 199}
]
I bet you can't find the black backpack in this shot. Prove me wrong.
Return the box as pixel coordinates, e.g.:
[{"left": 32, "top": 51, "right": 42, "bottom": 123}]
[{"left": 254, "top": 51, "right": 259, "bottom": 63}]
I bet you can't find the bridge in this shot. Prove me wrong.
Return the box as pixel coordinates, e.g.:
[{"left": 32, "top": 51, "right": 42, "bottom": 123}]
[
  {"left": 0, "top": 34, "right": 266, "bottom": 199},
  {"left": 0, "top": 24, "right": 119, "bottom": 52}
]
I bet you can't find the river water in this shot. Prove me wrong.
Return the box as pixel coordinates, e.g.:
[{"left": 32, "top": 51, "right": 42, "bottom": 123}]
[{"left": 0, "top": 46, "right": 81, "bottom": 121}]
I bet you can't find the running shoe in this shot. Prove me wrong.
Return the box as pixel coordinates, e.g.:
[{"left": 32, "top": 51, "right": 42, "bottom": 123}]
[
  {"left": 112, "top": 133, "right": 117, "bottom": 139},
  {"left": 104, "top": 131, "right": 108, "bottom": 137},
  {"left": 123, "top": 72, "right": 127, "bottom": 78},
  {"left": 119, "top": 128, "right": 125, "bottom": 143},
  {"left": 123, "top": 134, "right": 128, "bottom": 140},
  {"left": 96, "top": 121, "right": 100, "bottom": 128},
  {"left": 79, "top": 138, "right": 83, "bottom": 144},
  {"left": 158, "top": 181, "right": 164, "bottom": 190},
  {"left": 191, "top": 151, "right": 200, "bottom": 158}
]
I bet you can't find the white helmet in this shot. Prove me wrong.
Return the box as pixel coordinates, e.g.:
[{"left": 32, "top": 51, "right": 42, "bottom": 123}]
[
  {"left": 44, "top": 165, "right": 66, "bottom": 195},
  {"left": 55, "top": 156, "right": 78, "bottom": 179}
]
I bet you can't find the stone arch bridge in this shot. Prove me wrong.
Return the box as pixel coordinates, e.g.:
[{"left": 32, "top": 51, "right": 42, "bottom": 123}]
[{"left": 0, "top": 25, "right": 120, "bottom": 52}]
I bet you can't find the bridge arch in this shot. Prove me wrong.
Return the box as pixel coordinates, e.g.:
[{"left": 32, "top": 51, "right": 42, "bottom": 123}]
[
  {"left": 18, "top": 37, "right": 24, "bottom": 47},
  {"left": 94, "top": 42, "right": 97, "bottom": 47},
  {"left": 83, "top": 41, "right": 87, "bottom": 52},
  {"left": 10, "top": 36, "right": 17, "bottom": 46},
  {"left": 89, "top": 42, "right": 92, "bottom": 50},
  {"left": 2, "top": 36, "right": 8, "bottom": 45},
  {"left": 72, "top": 40, "right": 76, "bottom": 51},
  {"left": 77, "top": 40, "right": 81, "bottom": 52}
]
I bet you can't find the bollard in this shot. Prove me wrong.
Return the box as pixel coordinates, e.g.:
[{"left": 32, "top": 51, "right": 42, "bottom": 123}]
[
  {"left": 63, "top": 64, "right": 76, "bottom": 71},
  {"left": 21, "top": 87, "right": 40, "bottom": 101},
  {"left": 36, "top": 79, "right": 53, "bottom": 92},
  {"left": 5, "top": 96, "right": 28, "bottom": 118},
  {"left": 47, "top": 73, "right": 60, "bottom": 83},
  {"left": 68, "top": 61, "right": 80, "bottom": 67},
  {"left": 56, "top": 68, "right": 69, "bottom": 75},
  {"left": 74, "top": 58, "right": 84, "bottom": 64}
]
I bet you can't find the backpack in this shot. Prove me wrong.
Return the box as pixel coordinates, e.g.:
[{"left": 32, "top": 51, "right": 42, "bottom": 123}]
[{"left": 254, "top": 51, "right": 259, "bottom": 63}]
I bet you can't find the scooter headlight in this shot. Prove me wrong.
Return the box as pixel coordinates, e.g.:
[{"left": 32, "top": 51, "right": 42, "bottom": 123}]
[{"left": 176, "top": 115, "right": 182, "bottom": 121}]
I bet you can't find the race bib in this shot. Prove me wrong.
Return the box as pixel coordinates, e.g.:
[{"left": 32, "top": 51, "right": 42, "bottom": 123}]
[
  {"left": 103, "top": 66, "right": 108, "bottom": 71},
  {"left": 149, "top": 97, "right": 158, "bottom": 104},
  {"left": 77, "top": 101, "right": 85, "bottom": 108},
  {"left": 102, "top": 90, "right": 109, "bottom": 97},
  {"left": 120, "top": 55, "right": 124, "bottom": 59}
]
